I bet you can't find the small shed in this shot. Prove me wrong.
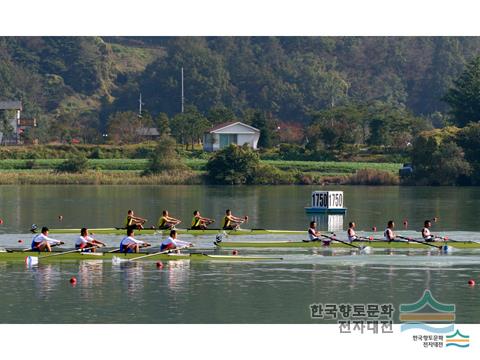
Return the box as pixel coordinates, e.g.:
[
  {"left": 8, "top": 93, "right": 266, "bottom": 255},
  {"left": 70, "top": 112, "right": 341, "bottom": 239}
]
[{"left": 203, "top": 121, "right": 260, "bottom": 152}]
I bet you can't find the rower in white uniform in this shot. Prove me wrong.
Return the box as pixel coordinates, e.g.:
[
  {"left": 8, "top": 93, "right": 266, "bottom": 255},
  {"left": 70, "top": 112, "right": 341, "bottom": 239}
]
[
  {"left": 307, "top": 221, "right": 322, "bottom": 241},
  {"left": 347, "top": 222, "right": 358, "bottom": 243},
  {"left": 75, "top": 228, "right": 106, "bottom": 252},
  {"left": 160, "top": 230, "right": 193, "bottom": 252},
  {"left": 31, "top": 226, "right": 64, "bottom": 252},
  {"left": 119, "top": 228, "right": 151, "bottom": 253},
  {"left": 384, "top": 220, "right": 396, "bottom": 242},
  {"left": 422, "top": 220, "right": 435, "bottom": 242}
]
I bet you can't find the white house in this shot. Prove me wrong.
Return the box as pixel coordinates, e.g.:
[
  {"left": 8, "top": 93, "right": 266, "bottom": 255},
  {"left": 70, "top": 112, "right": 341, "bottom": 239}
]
[{"left": 203, "top": 121, "right": 260, "bottom": 152}]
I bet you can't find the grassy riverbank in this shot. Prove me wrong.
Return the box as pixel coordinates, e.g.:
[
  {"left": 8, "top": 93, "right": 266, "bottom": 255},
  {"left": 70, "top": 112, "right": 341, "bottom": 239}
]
[{"left": 0, "top": 159, "right": 401, "bottom": 185}]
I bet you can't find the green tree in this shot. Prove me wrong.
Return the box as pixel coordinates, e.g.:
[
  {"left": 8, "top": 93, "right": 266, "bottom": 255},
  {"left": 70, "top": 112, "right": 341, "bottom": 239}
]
[
  {"left": 155, "top": 112, "right": 170, "bottom": 136},
  {"left": 107, "top": 111, "right": 144, "bottom": 144},
  {"left": 206, "top": 144, "right": 260, "bottom": 184},
  {"left": 55, "top": 154, "right": 89, "bottom": 173},
  {"left": 457, "top": 123, "right": 480, "bottom": 184},
  {"left": 143, "top": 134, "right": 188, "bottom": 175},
  {"left": 246, "top": 110, "right": 278, "bottom": 148},
  {"left": 443, "top": 56, "right": 480, "bottom": 127},
  {"left": 308, "top": 105, "right": 363, "bottom": 150},
  {"left": 411, "top": 134, "right": 470, "bottom": 185},
  {"left": 170, "top": 106, "right": 210, "bottom": 149},
  {"left": 207, "top": 105, "right": 235, "bottom": 125}
]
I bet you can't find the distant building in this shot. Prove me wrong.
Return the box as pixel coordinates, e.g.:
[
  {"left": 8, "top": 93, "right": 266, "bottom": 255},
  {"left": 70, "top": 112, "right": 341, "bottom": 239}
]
[
  {"left": 203, "top": 121, "right": 260, "bottom": 152},
  {"left": 137, "top": 127, "right": 160, "bottom": 140},
  {"left": 0, "top": 100, "right": 37, "bottom": 144}
]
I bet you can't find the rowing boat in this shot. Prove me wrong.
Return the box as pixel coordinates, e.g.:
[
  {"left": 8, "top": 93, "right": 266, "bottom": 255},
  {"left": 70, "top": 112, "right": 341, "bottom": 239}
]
[
  {"left": 0, "top": 251, "right": 283, "bottom": 262},
  {"left": 215, "top": 240, "right": 480, "bottom": 249},
  {"left": 47, "top": 228, "right": 304, "bottom": 236}
]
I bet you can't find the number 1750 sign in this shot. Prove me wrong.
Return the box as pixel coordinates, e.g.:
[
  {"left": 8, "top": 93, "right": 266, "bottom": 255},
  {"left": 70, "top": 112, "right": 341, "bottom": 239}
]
[{"left": 311, "top": 191, "right": 344, "bottom": 209}]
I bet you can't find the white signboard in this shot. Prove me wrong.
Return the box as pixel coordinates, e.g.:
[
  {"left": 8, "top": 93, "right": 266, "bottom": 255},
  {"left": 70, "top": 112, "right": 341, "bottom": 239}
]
[{"left": 311, "top": 191, "right": 344, "bottom": 209}]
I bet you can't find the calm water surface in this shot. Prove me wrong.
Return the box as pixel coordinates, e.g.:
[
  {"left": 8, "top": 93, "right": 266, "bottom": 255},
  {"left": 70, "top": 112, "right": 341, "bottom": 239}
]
[{"left": 0, "top": 185, "right": 479, "bottom": 323}]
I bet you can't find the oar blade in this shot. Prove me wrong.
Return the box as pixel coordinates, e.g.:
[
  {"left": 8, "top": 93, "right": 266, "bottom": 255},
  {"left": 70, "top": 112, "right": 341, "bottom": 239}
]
[
  {"left": 360, "top": 246, "right": 373, "bottom": 255},
  {"left": 112, "top": 256, "right": 127, "bottom": 265},
  {"left": 25, "top": 256, "right": 38, "bottom": 266}
]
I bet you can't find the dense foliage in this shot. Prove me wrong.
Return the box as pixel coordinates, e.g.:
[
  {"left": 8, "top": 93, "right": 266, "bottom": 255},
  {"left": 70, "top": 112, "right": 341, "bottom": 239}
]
[
  {"left": 206, "top": 144, "right": 260, "bottom": 184},
  {"left": 2, "top": 36, "right": 480, "bottom": 147},
  {"left": 143, "top": 135, "right": 188, "bottom": 175}
]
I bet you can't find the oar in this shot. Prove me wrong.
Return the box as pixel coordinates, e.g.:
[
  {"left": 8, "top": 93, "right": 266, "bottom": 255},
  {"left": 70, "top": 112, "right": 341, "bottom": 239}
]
[
  {"left": 25, "top": 245, "right": 100, "bottom": 265},
  {"left": 397, "top": 235, "right": 449, "bottom": 251},
  {"left": 321, "top": 234, "right": 372, "bottom": 254},
  {"left": 112, "top": 245, "right": 190, "bottom": 264}
]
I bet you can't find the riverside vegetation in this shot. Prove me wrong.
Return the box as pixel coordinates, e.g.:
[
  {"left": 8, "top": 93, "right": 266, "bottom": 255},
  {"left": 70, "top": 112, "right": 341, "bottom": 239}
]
[{"left": 3, "top": 37, "right": 480, "bottom": 185}]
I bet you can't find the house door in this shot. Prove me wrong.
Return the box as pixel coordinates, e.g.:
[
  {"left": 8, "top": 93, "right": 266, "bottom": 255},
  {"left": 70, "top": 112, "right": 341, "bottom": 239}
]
[{"left": 219, "top": 134, "right": 238, "bottom": 148}]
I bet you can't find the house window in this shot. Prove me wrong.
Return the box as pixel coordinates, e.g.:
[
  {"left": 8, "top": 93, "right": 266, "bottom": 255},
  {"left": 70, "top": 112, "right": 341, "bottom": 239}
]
[{"left": 219, "top": 134, "right": 237, "bottom": 148}]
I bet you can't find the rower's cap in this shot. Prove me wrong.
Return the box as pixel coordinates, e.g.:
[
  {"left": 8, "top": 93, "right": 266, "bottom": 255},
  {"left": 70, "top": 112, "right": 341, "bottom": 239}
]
[{"left": 41, "top": 226, "right": 49, "bottom": 233}]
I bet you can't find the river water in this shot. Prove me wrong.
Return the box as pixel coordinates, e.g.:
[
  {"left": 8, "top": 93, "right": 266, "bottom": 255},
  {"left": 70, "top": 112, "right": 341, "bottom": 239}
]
[{"left": 0, "top": 185, "right": 479, "bottom": 323}]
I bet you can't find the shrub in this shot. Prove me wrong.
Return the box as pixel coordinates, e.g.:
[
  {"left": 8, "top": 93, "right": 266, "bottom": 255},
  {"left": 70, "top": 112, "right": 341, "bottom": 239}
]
[
  {"left": 142, "top": 135, "right": 188, "bottom": 175},
  {"left": 206, "top": 144, "right": 260, "bottom": 184},
  {"left": 25, "top": 160, "right": 37, "bottom": 169},
  {"left": 54, "top": 156, "right": 89, "bottom": 173},
  {"left": 89, "top": 147, "right": 104, "bottom": 159}
]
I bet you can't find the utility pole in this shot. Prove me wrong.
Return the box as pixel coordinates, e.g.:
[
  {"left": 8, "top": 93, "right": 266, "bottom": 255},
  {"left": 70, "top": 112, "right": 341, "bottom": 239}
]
[
  {"left": 138, "top": 93, "right": 143, "bottom": 118},
  {"left": 181, "top": 67, "right": 184, "bottom": 113}
]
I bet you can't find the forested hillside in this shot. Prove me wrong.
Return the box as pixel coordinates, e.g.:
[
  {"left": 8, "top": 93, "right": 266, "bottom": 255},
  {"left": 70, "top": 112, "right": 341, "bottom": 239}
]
[{"left": 1, "top": 36, "right": 480, "bottom": 144}]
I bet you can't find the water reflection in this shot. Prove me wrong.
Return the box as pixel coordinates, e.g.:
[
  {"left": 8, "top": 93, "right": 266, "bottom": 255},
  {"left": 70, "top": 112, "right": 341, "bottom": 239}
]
[
  {"left": 165, "top": 260, "right": 190, "bottom": 295},
  {"left": 28, "top": 264, "right": 60, "bottom": 299},
  {"left": 78, "top": 261, "right": 104, "bottom": 300},
  {"left": 116, "top": 262, "right": 145, "bottom": 298}
]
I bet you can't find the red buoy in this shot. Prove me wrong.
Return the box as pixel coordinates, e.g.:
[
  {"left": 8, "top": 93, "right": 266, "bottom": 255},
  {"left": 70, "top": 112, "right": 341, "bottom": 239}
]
[
  {"left": 232, "top": 250, "right": 239, "bottom": 256},
  {"left": 69, "top": 276, "right": 77, "bottom": 284},
  {"left": 18, "top": 239, "right": 23, "bottom": 243},
  {"left": 0, "top": 218, "right": 3, "bottom": 225},
  {"left": 372, "top": 226, "right": 377, "bottom": 232},
  {"left": 468, "top": 279, "right": 475, "bottom": 286},
  {"left": 403, "top": 219, "right": 408, "bottom": 228},
  {"left": 156, "top": 261, "right": 164, "bottom": 269}
]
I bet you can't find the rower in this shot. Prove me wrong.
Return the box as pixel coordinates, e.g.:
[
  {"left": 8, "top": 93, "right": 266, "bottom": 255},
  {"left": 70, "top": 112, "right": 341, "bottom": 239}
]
[
  {"left": 157, "top": 210, "right": 181, "bottom": 230},
  {"left": 191, "top": 210, "right": 215, "bottom": 230},
  {"left": 125, "top": 210, "right": 147, "bottom": 231},
  {"left": 307, "top": 221, "right": 321, "bottom": 241},
  {"left": 31, "top": 227, "right": 64, "bottom": 252},
  {"left": 422, "top": 220, "right": 435, "bottom": 242},
  {"left": 160, "top": 230, "right": 193, "bottom": 252},
  {"left": 119, "top": 229, "right": 151, "bottom": 253},
  {"left": 347, "top": 222, "right": 357, "bottom": 243},
  {"left": 222, "top": 209, "right": 248, "bottom": 230},
  {"left": 384, "top": 220, "right": 396, "bottom": 242},
  {"left": 75, "top": 228, "right": 106, "bottom": 252}
]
